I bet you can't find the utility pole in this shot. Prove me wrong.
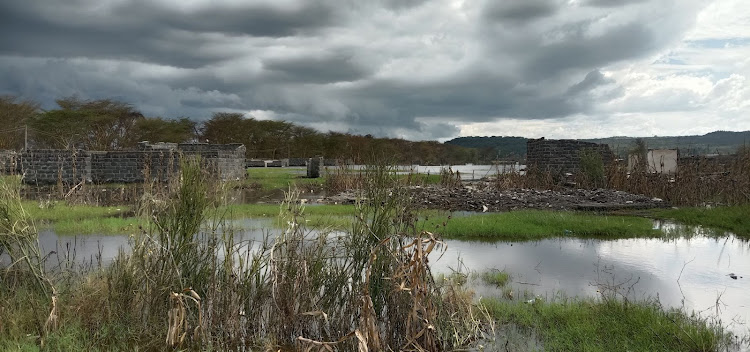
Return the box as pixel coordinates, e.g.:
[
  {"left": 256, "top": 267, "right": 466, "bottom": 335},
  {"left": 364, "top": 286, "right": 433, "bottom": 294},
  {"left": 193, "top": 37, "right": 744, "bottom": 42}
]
[{"left": 24, "top": 125, "right": 28, "bottom": 151}]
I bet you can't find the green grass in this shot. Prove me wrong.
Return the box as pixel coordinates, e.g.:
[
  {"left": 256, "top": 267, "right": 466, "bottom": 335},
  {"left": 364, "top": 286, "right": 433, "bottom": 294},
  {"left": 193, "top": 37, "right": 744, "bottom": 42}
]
[
  {"left": 244, "top": 167, "right": 325, "bottom": 190},
  {"left": 394, "top": 173, "right": 442, "bottom": 185},
  {"left": 482, "top": 297, "right": 733, "bottom": 352},
  {"left": 478, "top": 270, "right": 510, "bottom": 287},
  {"left": 223, "top": 203, "right": 357, "bottom": 218},
  {"left": 420, "top": 210, "right": 660, "bottom": 241},
  {"left": 52, "top": 217, "right": 146, "bottom": 235},
  {"left": 22, "top": 201, "right": 131, "bottom": 222},
  {"left": 648, "top": 205, "right": 750, "bottom": 239}
]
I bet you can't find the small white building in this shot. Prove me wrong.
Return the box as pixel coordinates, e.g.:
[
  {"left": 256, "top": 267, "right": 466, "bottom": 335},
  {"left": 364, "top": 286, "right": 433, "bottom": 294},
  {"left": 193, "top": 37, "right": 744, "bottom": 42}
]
[
  {"left": 628, "top": 149, "right": 679, "bottom": 174},
  {"left": 647, "top": 149, "right": 678, "bottom": 174}
]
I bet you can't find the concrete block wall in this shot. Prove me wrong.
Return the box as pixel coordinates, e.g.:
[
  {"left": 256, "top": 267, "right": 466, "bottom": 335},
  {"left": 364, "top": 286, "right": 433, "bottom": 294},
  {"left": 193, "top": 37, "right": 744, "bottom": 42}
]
[
  {"left": 20, "top": 150, "right": 90, "bottom": 184},
  {"left": 8, "top": 143, "right": 246, "bottom": 184},
  {"left": 90, "top": 151, "right": 180, "bottom": 183},
  {"left": 0, "top": 151, "right": 20, "bottom": 175},
  {"left": 526, "top": 138, "right": 614, "bottom": 175}
]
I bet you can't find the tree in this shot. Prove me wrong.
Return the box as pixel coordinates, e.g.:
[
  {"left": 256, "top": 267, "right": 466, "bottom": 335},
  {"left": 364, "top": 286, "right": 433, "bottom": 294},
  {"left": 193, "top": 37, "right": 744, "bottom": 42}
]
[
  {"left": 0, "top": 96, "right": 39, "bottom": 150},
  {"left": 29, "top": 97, "right": 143, "bottom": 149},
  {"left": 132, "top": 117, "right": 197, "bottom": 144}
]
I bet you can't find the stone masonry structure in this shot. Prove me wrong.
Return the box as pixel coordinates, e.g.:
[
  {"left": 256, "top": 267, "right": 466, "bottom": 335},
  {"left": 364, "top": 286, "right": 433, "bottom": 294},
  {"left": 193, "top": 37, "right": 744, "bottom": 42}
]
[
  {"left": 526, "top": 138, "right": 614, "bottom": 174},
  {"left": 0, "top": 143, "right": 245, "bottom": 184}
]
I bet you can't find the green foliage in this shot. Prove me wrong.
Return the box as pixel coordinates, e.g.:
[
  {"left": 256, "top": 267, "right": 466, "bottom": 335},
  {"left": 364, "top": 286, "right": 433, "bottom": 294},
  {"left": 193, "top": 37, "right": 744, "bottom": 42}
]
[
  {"left": 444, "top": 136, "right": 527, "bottom": 161},
  {"left": 578, "top": 148, "right": 605, "bottom": 187},
  {"left": 479, "top": 270, "right": 510, "bottom": 287},
  {"left": 131, "top": 117, "right": 195, "bottom": 144},
  {"left": 0, "top": 96, "right": 39, "bottom": 150},
  {"left": 482, "top": 297, "right": 733, "bottom": 352},
  {"left": 29, "top": 97, "right": 143, "bottom": 150},
  {"left": 421, "top": 210, "right": 660, "bottom": 241}
]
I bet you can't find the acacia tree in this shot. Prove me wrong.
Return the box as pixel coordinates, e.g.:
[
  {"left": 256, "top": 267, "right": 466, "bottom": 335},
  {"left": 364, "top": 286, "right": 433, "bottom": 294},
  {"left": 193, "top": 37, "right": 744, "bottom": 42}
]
[
  {"left": 0, "top": 96, "right": 39, "bottom": 150},
  {"left": 132, "top": 117, "right": 196, "bottom": 144},
  {"left": 29, "top": 97, "right": 143, "bottom": 149}
]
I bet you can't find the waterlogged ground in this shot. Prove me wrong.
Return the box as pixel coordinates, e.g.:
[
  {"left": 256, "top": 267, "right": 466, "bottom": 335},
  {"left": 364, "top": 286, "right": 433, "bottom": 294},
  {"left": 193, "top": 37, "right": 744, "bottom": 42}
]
[
  {"left": 27, "top": 219, "right": 750, "bottom": 341},
  {"left": 433, "top": 223, "right": 750, "bottom": 340}
]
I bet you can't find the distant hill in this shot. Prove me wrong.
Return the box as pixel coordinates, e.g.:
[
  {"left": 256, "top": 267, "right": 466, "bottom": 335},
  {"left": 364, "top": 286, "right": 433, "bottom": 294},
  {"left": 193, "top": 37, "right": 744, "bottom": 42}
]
[{"left": 445, "top": 131, "right": 750, "bottom": 159}]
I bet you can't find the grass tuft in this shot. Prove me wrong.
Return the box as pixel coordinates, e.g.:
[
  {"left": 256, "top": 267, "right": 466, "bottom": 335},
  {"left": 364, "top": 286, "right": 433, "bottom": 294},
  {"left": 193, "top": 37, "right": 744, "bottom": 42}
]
[
  {"left": 479, "top": 270, "right": 510, "bottom": 287},
  {"left": 648, "top": 205, "right": 750, "bottom": 238},
  {"left": 482, "top": 297, "right": 734, "bottom": 352}
]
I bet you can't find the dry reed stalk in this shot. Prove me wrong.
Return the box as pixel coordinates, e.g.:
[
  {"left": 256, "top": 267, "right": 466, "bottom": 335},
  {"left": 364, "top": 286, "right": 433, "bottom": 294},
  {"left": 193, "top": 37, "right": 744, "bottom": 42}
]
[
  {"left": 165, "top": 289, "right": 203, "bottom": 348},
  {"left": 396, "top": 231, "right": 443, "bottom": 351},
  {"left": 440, "top": 168, "right": 462, "bottom": 189}
]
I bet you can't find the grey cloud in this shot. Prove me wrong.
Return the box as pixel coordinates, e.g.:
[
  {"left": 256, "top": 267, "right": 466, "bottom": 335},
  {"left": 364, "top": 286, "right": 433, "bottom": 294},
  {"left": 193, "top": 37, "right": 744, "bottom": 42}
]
[
  {"left": 483, "top": 0, "right": 559, "bottom": 23},
  {"left": 0, "top": 0, "right": 709, "bottom": 140},
  {"left": 567, "top": 70, "right": 610, "bottom": 95},
  {"left": 523, "top": 22, "right": 657, "bottom": 78},
  {"left": 262, "top": 52, "right": 373, "bottom": 84},
  {"left": 0, "top": 0, "right": 341, "bottom": 68},
  {"left": 584, "top": 0, "right": 648, "bottom": 8}
]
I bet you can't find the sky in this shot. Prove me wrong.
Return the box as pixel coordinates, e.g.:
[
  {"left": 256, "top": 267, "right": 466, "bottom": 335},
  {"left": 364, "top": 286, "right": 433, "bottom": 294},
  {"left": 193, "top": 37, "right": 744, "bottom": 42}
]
[{"left": 0, "top": 0, "right": 748, "bottom": 141}]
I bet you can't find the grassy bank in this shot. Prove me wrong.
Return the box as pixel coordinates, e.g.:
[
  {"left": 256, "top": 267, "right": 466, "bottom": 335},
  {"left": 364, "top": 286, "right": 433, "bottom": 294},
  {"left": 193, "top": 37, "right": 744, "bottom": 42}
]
[
  {"left": 648, "top": 205, "right": 750, "bottom": 239},
  {"left": 19, "top": 201, "right": 138, "bottom": 235},
  {"left": 22, "top": 201, "right": 131, "bottom": 222},
  {"left": 482, "top": 297, "right": 733, "bottom": 352},
  {"left": 421, "top": 210, "right": 660, "bottom": 241},
  {"left": 244, "top": 167, "right": 325, "bottom": 190}
]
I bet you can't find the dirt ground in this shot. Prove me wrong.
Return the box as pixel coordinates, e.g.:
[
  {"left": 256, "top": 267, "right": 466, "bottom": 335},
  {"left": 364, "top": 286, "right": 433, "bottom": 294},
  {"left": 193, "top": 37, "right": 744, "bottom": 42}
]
[{"left": 323, "top": 182, "right": 668, "bottom": 212}]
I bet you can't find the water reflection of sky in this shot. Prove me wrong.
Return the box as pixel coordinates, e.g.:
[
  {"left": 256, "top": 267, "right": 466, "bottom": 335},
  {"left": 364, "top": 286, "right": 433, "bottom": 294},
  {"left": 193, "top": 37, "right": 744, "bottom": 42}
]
[
  {"left": 23, "top": 219, "right": 750, "bottom": 338},
  {"left": 433, "top": 229, "right": 750, "bottom": 337}
]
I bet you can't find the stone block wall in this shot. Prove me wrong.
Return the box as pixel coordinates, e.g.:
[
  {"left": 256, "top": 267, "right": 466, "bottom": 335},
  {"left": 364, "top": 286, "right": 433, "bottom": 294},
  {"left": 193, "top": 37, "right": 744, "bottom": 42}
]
[
  {"left": 526, "top": 138, "right": 614, "bottom": 174},
  {"left": 20, "top": 150, "right": 90, "bottom": 184},
  {"left": 90, "top": 150, "right": 180, "bottom": 183},
  {"left": 3, "top": 143, "right": 246, "bottom": 184},
  {"left": 0, "top": 151, "right": 20, "bottom": 175}
]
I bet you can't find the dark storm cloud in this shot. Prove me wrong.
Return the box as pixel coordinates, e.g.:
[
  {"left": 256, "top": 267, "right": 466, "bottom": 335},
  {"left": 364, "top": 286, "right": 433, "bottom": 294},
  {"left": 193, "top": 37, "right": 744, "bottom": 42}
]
[
  {"left": 566, "top": 70, "right": 610, "bottom": 95},
  {"left": 0, "top": 0, "right": 707, "bottom": 139},
  {"left": 263, "top": 52, "right": 373, "bottom": 83},
  {"left": 0, "top": 0, "right": 341, "bottom": 68},
  {"left": 584, "top": 0, "right": 648, "bottom": 8},
  {"left": 484, "top": 0, "right": 559, "bottom": 23}
]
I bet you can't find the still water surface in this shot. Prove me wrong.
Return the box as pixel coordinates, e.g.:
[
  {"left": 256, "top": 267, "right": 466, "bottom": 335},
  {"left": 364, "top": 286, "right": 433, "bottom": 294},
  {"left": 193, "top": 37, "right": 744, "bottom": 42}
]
[{"left": 34, "top": 219, "right": 750, "bottom": 337}]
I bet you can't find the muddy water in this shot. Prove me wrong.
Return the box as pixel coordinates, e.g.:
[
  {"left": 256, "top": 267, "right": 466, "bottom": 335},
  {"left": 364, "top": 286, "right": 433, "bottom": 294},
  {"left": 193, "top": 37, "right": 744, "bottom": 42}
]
[{"left": 25, "top": 220, "right": 750, "bottom": 338}]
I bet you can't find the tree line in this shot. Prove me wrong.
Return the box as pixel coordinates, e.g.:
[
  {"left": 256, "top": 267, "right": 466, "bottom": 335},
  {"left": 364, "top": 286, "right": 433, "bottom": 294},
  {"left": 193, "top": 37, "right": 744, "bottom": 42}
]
[{"left": 0, "top": 96, "right": 479, "bottom": 164}]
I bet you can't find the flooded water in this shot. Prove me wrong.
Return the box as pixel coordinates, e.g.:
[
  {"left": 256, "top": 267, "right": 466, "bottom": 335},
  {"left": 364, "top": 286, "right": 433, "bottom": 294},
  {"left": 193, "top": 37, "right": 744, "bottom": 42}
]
[
  {"left": 433, "top": 225, "right": 750, "bottom": 338},
  {"left": 323, "top": 164, "right": 524, "bottom": 181},
  {"left": 18, "top": 219, "right": 750, "bottom": 338}
]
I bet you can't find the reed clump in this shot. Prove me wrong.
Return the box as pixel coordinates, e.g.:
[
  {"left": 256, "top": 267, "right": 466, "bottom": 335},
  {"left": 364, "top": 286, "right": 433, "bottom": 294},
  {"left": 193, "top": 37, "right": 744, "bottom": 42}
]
[
  {"left": 1, "top": 160, "right": 488, "bottom": 350},
  {"left": 494, "top": 149, "right": 750, "bottom": 206}
]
